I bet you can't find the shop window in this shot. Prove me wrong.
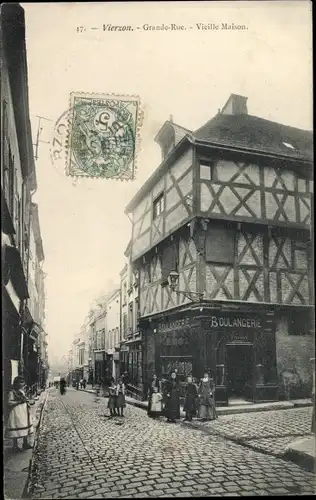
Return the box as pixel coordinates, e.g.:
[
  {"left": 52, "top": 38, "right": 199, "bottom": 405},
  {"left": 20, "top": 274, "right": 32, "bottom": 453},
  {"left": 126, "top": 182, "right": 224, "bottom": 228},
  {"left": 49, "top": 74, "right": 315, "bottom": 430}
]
[
  {"left": 160, "top": 358, "right": 193, "bottom": 382},
  {"left": 153, "top": 193, "right": 164, "bottom": 219},
  {"left": 205, "top": 227, "right": 235, "bottom": 264}
]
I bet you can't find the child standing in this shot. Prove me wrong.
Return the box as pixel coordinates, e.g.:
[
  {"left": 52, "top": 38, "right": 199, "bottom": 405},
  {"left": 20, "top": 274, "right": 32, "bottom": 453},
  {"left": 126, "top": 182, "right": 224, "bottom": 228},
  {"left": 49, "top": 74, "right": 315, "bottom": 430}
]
[
  {"left": 183, "top": 376, "right": 198, "bottom": 421},
  {"left": 149, "top": 387, "right": 163, "bottom": 419},
  {"left": 116, "top": 378, "right": 126, "bottom": 417},
  {"left": 107, "top": 378, "right": 118, "bottom": 417}
]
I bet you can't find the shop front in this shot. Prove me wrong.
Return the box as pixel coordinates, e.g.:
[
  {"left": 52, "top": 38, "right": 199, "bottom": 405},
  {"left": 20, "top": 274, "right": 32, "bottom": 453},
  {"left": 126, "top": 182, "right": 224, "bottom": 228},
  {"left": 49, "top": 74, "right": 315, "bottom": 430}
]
[
  {"left": 142, "top": 303, "right": 278, "bottom": 405},
  {"left": 205, "top": 310, "right": 278, "bottom": 404},
  {"left": 94, "top": 350, "right": 106, "bottom": 384}
]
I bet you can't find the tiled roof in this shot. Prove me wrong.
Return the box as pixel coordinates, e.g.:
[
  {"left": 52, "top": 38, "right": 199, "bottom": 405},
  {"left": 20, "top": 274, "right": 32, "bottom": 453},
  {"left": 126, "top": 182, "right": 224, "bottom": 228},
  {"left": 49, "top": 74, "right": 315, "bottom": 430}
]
[{"left": 194, "top": 113, "right": 313, "bottom": 162}]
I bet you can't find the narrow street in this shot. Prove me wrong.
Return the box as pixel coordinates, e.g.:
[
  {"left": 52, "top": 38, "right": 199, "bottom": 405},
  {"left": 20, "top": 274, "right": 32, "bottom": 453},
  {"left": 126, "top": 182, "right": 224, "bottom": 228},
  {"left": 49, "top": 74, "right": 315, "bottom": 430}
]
[{"left": 28, "top": 389, "right": 315, "bottom": 499}]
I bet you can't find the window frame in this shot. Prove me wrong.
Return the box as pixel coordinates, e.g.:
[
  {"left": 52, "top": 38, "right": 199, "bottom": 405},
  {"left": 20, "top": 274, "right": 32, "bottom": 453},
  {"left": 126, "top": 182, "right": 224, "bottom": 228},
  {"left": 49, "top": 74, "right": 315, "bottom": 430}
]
[
  {"left": 199, "top": 160, "right": 213, "bottom": 181},
  {"left": 153, "top": 192, "right": 165, "bottom": 220}
]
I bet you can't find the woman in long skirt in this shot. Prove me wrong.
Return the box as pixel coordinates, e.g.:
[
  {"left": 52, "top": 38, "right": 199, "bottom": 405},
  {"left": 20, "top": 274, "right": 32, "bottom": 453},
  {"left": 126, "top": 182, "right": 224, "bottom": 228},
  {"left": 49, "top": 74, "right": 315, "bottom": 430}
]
[
  {"left": 6, "top": 376, "right": 34, "bottom": 451},
  {"left": 164, "top": 372, "right": 181, "bottom": 423},
  {"left": 116, "top": 378, "right": 126, "bottom": 417},
  {"left": 183, "top": 376, "right": 198, "bottom": 421},
  {"left": 198, "top": 371, "right": 218, "bottom": 421},
  {"left": 147, "top": 373, "right": 162, "bottom": 418},
  {"left": 107, "top": 378, "right": 118, "bottom": 417}
]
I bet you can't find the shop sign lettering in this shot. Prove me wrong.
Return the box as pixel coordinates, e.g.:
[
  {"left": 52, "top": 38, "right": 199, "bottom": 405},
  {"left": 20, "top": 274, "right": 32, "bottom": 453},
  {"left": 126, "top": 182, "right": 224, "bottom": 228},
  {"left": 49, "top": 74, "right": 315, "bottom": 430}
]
[
  {"left": 228, "top": 333, "right": 251, "bottom": 342},
  {"left": 210, "top": 316, "right": 261, "bottom": 329},
  {"left": 157, "top": 317, "right": 190, "bottom": 333},
  {"left": 164, "top": 336, "right": 187, "bottom": 347}
]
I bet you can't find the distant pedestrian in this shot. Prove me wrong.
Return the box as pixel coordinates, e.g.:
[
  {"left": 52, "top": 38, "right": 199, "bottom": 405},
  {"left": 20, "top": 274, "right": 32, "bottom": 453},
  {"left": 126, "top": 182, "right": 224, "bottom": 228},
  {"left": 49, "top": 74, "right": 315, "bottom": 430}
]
[
  {"left": 164, "top": 372, "right": 180, "bottom": 423},
  {"left": 198, "top": 371, "right": 217, "bottom": 421},
  {"left": 107, "top": 378, "right": 118, "bottom": 417},
  {"left": 183, "top": 376, "right": 198, "bottom": 421},
  {"left": 147, "top": 373, "right": 162, "bottom": 418},
  {"left": 116, "top": 378, "right": 126, "bottom": 417},
  {"left": 60, "top": 377, "right": 66, "bottom": 396},
  {"left": 6, "top": 376, "right": 34, "bottom": 451},
  {"left": 82, "top": 378, "right": 87, "bottom": 390},
  {"left": 80, "top": 379, "right": 84, "bottom": 389}
]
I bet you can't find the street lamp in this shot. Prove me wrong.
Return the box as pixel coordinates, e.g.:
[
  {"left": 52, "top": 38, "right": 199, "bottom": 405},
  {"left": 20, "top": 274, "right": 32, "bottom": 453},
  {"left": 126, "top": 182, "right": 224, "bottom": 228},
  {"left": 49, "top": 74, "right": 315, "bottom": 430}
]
[{"left": 167, "top": 271, "right": 204, "bottom": 302}]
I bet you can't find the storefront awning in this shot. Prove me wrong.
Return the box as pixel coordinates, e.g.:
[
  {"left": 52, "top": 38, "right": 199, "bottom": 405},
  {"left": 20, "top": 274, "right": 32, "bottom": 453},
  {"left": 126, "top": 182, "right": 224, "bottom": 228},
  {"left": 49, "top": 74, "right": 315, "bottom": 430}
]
[
  {"left": 125, "top": 337, "right": 142, "bottom": 345},
  {"left": 1, "top": 190, "right": 15, "bottom": 235},
  {"left": 3, "top": 244, "right": 29, "bottom": 300}
]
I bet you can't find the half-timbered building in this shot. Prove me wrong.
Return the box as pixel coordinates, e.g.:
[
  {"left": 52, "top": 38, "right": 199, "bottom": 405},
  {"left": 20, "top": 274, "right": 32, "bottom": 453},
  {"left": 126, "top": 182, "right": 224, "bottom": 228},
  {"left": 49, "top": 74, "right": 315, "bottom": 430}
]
[{"left": 125, "top": 94, "right": 314, "bottom": 404}]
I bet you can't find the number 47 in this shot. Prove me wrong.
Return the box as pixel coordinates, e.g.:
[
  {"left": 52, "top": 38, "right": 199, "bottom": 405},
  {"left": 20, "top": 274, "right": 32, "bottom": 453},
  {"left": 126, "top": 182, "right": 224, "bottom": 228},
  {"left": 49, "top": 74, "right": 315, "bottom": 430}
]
[{"left": 77, "top": 26, "right": 85, "bottom": 33}]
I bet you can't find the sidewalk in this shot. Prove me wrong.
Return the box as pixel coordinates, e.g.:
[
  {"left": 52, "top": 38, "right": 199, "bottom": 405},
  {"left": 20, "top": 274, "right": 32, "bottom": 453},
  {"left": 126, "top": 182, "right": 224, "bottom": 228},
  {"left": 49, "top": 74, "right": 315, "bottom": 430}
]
[
  {"left": 284, "top": 435, "right": 316, "bottom": 472},
  {"left": 4, "top": 390, "right": 47, "bottom": 500},
  {"left": 81, "top": 386, "right": 312, "bottom": 416}
]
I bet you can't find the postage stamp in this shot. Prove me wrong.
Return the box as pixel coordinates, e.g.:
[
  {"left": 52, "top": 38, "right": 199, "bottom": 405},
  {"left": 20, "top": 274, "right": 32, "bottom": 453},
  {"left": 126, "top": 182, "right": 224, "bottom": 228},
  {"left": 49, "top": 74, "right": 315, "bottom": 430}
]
[{"left": 66, "top": 92, "right": 142, "bottom": 180}]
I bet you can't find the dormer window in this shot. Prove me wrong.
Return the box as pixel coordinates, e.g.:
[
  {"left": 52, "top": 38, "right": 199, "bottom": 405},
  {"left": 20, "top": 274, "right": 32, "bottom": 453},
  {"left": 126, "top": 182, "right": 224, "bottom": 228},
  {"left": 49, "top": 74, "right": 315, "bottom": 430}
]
[
  {"left": 282, "top": 141, "right": 295, "bottom": 150},
  {"left": 153, "top": 193, "right": 164, "bottom": 219},
  {"left": 162, "top": 136, "right": 175, "bottom": 159}
]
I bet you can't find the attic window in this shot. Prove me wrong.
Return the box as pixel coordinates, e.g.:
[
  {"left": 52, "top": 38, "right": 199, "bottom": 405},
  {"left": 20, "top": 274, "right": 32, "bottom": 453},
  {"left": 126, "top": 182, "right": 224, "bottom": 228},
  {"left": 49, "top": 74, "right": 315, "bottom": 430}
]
[{"left": 282, "top": 142, "right": 295, "bottom": 150}]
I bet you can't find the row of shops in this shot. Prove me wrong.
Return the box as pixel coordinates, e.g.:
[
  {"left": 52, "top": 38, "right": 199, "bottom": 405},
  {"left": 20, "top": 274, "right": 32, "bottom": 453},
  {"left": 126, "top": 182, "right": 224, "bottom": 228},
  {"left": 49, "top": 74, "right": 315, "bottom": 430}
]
[{"left": 66, "top": 300, "right": 313, "bottom": 405}]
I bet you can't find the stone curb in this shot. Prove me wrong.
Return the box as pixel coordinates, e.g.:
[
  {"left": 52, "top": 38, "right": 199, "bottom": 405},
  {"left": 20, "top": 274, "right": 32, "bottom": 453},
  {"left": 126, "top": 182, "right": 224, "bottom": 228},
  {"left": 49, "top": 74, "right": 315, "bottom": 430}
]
[
  {"left": 23, "top": 391, "right": 48, "bottom": 498},
  {"left": 284, "top": 446, "right": 315, "bottom": 472},
  {"left": 80, "top": 388, "right": 312, "bottom": 416}
]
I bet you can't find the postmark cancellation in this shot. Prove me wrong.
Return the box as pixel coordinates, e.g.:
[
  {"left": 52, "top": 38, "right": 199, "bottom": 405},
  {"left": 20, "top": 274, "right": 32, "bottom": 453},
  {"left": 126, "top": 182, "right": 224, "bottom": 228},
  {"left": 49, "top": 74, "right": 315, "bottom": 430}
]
[{"left": 66, "top": 92, "right": 142, "bottom": 180}]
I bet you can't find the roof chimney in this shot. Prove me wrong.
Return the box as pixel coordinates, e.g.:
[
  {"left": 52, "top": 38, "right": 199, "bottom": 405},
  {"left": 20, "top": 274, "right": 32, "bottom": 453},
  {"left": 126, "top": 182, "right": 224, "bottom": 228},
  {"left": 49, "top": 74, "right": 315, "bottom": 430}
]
[
  {"left": 221, "top": 94, "right": 248, "bottom": 115},
  {"left": 169, "top": 114, "right": 174, "bottom": 123}
]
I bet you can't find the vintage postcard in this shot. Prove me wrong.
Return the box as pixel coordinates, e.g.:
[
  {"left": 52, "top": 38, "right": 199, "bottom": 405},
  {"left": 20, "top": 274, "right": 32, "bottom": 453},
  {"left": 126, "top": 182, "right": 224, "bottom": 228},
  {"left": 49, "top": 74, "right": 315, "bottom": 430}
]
[{"left": 2, "top": 1, "right": 314, "bottom": 499}]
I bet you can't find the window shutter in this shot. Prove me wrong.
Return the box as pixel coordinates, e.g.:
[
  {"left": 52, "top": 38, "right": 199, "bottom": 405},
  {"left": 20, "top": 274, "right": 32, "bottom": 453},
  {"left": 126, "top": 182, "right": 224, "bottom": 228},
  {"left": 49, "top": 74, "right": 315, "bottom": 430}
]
[
  {"left": 161, "top": 244, "right": 178, "bottom": 280},
  {"left": 205, "top": 227, "right": 235, "bottom": 264}
]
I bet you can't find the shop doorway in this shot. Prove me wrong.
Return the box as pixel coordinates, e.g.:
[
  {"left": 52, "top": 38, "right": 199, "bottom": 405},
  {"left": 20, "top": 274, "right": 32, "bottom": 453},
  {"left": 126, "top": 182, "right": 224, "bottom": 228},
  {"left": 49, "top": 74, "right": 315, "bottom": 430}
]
[{"left": 226, "top": 343, "right": 254, "bottom": 401}]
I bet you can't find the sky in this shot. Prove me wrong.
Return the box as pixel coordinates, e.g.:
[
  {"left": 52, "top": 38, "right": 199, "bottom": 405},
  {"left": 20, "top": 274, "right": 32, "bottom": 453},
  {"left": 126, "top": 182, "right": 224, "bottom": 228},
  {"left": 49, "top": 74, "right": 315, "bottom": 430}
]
[{"left": 22, "top": 1, "right": 312, "bottom": 366}]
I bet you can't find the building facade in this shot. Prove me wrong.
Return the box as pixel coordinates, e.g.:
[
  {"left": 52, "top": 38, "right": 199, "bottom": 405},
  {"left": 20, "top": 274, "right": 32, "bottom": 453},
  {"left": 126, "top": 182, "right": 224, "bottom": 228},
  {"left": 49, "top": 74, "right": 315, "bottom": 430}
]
[
  {"left": 125, "top": 94, "right": 314, "bottom": 404},
  {"left": 91, "top": 305, "right": 107, "bottom": 385},
  {"left": 1, "top": 4, "right": 47, "bottom": 416},
  {"left": 106, "top": 289, "right": 121, "bottom": 380},
  {"left": 119, "top": 242, "right": 142, "bottom": 397},
  {"left": 24, "top": 203, "right": 47, "bottom": 393}
]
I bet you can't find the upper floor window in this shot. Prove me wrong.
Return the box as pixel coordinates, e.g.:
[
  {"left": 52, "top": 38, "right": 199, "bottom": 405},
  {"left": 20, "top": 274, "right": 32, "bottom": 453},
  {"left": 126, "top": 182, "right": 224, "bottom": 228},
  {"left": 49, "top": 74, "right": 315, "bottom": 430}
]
[
  {"left": 205, "top": 226, "right": 235, "bottom": 264},
  {"left": 200, "top": 161, "right": 213, "bottom": 181},
  {"left": 153, "top": 193, "right": 164, "bottom": 219}
]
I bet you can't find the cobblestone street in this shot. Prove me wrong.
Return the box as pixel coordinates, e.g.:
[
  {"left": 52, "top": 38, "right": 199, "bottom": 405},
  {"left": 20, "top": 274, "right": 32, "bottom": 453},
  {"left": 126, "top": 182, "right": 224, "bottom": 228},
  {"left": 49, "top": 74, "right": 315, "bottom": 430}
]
[
  {"left": 185, "top": 406, "right": 313, "bottom": 457},
  {"left": 28, "top": 388, "right": 315, "bottom": 498}
]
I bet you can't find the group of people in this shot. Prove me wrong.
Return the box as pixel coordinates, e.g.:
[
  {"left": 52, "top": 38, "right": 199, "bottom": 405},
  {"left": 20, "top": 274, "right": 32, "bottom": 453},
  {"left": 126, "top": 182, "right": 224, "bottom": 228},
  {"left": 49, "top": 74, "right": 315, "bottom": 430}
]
[
  {"left": 107, "top": 377, "right": 126, "bottom": 417},
  {"left": 147, "top": 370, "right": 217, "bottom": 423}
]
